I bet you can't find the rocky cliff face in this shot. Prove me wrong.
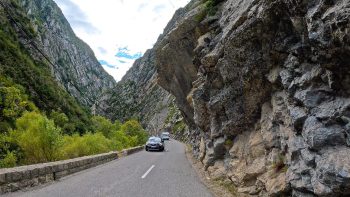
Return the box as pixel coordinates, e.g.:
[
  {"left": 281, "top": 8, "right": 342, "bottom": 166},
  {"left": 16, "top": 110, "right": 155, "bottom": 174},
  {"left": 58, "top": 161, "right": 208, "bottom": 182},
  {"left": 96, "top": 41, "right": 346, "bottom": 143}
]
[
  {"left": 154, "top": 0, "right": 350, "bottom": 196},
  {"left": 16, "top": 0, "right": 115, "bottom": 107}
]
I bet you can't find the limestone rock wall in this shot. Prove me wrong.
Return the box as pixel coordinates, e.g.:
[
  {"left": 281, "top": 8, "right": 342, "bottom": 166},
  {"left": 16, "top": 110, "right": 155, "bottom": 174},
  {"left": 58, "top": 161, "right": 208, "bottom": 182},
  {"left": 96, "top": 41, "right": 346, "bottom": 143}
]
[{"left": 155, "top": 0, "right": 350, "bottom": 196}]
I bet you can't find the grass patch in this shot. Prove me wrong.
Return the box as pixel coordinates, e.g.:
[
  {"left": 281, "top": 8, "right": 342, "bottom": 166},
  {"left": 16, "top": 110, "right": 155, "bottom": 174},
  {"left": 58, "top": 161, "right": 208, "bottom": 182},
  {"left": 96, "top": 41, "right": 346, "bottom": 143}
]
[{"left": 213, "top": 177, "right": 237, "bottom": 195}]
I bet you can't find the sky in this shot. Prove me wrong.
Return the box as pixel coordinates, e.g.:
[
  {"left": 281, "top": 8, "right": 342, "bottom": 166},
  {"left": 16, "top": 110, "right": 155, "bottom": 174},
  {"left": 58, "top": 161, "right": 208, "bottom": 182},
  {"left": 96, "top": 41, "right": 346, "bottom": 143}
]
[{"left": 53, "top": 0, "right": 190, "bottom": 81}]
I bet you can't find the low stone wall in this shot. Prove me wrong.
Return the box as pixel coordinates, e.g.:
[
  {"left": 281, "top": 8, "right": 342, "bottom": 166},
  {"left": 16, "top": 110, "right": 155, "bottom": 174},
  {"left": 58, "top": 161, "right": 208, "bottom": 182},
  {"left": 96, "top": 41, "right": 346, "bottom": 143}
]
[{"left": 0, "top": 146, "right": 144, "bottom": 194}]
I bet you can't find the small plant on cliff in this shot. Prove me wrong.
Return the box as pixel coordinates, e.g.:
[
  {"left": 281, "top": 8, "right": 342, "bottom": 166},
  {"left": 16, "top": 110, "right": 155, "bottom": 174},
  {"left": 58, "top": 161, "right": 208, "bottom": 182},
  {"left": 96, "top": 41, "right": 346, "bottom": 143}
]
[
  {"left": 224, "top": 139, "right": 233, "bottom": 149},
  {"left": 271, "top": 153, "right": 287, "bottom": 173},
  {"left": 205, "top": 0, "right": 219, "bottom": 16},
  {"left": 195, "top": 0, "right": 222, "bottom": 22}
]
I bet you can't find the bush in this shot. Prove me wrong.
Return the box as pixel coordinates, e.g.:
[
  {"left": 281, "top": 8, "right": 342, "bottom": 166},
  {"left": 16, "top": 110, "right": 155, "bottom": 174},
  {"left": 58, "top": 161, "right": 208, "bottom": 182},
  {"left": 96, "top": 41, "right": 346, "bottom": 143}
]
[
  {"left": 110, "top": 130, "right": 132, "bottom": 151},
  {"left": 0, "top": 151, "right": 17, "bottom": 168},
  {"left": 10, "top": 111, "right": 63, "bottom": 164},
  {"left": 61, "top": 132, "right": 112, "bottom": 159}
]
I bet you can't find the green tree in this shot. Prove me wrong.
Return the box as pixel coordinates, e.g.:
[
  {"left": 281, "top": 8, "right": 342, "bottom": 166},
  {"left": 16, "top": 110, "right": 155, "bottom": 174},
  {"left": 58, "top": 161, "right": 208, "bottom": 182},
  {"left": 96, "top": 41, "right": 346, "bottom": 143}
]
[
  {"left": 49, "top": 110, "right": 69, "bottom": 129},
  {"left": 0, "top": 86, "right": 36, "bottom": 121},
  {"left": 121, "top": 120, "right": 148, "bottom": 145},
  {"left": 91, "top": 116, "right": 116, "bottom": 138},
  {"left": 10, "top": 111, "right": 63, "bottom": 163}
]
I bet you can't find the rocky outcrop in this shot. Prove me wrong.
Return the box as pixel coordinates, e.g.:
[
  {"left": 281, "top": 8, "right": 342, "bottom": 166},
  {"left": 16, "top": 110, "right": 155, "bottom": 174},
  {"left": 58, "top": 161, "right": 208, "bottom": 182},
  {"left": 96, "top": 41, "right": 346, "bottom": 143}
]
[
  {"left": 16, "top": 0, "right": 115, "bottom": 107},
  {"left": 154, "top": 0, "right": 350, "bottom": 196}
]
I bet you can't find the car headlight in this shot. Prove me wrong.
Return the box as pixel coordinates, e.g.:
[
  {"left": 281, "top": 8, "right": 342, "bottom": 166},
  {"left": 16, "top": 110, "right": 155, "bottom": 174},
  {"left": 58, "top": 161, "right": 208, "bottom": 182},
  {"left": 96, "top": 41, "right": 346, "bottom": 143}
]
[{"left": 158, "top": 143, "right": 163, "bottom": 146}]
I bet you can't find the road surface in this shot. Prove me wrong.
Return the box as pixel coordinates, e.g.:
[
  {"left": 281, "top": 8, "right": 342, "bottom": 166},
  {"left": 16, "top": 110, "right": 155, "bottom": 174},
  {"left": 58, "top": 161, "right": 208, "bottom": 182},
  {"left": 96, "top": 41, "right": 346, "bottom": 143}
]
[{"left": 6, "top": 140, "right": 213, "bottom": 197}]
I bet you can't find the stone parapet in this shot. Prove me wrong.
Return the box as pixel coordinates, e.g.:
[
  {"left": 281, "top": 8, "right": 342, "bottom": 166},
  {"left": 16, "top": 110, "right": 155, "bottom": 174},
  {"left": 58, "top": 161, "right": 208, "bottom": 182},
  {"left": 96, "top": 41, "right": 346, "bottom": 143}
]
[{"left": 0, "top": 146, "right": 144, "bottom": 194}]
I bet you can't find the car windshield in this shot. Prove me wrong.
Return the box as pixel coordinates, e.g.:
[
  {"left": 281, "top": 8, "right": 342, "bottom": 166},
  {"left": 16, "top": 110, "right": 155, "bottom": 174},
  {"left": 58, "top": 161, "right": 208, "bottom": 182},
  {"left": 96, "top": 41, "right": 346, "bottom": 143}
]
[{"left": 148, "top": 137, "right": 161, "bottom": 143}]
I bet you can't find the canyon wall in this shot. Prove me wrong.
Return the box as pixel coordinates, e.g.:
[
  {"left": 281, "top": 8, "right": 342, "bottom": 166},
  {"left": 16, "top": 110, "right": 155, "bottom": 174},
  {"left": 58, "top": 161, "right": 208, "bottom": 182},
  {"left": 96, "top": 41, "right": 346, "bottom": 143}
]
[{"left": 155, "top": 0, "right": 350, "bottom": 196}]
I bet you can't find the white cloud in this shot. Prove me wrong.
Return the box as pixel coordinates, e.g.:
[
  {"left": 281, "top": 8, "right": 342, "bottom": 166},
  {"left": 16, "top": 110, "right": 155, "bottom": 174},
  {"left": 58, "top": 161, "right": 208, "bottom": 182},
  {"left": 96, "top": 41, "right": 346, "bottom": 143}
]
[{"left": 54, "top": 0, "right": 190, "bottom": 81}]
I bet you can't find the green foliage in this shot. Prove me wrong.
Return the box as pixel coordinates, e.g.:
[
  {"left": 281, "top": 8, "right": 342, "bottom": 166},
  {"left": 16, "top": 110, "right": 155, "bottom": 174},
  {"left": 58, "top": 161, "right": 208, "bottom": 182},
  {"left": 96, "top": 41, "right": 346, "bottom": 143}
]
[
  {"left": 205, "top": 0, "right": 219, "bottom": 16},
  {"left": 195, "top": 0, "right": 221, "bottom": 22},
  {"left": 0, "top": 109, "right": 148, "bottom": 167},
  {"left": 109, "top": 130, "right": 132, "bottom": 151},
  {"left": 120, "top": 120, "right": 148, "bottom": 145},
  {"left": 49, "top": 110, "right": 68, "bottom": 129},
  {"left": 10, "top": 111, "right": 63, "bottom": 164},
  {"left": 173, "top": 120, "right": 186, "bottom": 134},
  {"left": 61, "top": 132, "right": 112, "bottom": 159},
  {"left": 164, "top": 101, "right": 178, "bottom": 125},
  {"left": 0, "top": 151, "right": 17, "bottom": 168},
  {"left": 91, "top": 116, "right": 117, "bottom": 138},
  {"left": 224, "top": 139, "right": 233, "bottom": 148},
  {"left": 0, "top": 77, "right": 37, "bottom": 130}
]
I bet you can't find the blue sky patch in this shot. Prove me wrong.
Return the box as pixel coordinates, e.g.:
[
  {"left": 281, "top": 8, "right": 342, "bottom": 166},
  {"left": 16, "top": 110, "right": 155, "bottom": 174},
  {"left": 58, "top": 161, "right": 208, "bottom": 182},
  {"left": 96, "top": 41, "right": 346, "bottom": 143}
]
[
  {"left": 115, "top": 47, "right": 142, "bottom": 60},
  {"left": 99, "top": 60, "right": 118, "bottom": 69}
]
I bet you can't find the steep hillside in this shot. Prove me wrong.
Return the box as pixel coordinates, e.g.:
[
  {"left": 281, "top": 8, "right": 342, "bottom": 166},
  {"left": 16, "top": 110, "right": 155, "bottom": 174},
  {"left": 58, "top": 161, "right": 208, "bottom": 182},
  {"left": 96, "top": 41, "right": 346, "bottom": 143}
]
[
  {"left": 12, "top": 0, "right": 115, "bottom": 107},
  {"left": 153, "top": 0, "right": 350, "bottom": 196},
  {"left": 0, "top": 0, "right": 149, "bottom": 169}
]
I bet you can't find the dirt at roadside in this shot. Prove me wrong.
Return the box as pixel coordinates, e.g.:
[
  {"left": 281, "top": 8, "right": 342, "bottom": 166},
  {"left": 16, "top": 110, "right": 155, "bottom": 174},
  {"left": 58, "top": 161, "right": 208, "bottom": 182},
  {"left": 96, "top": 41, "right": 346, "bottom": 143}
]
[{"left": 185, "top": 146, "right": 239, "bottom": 197}]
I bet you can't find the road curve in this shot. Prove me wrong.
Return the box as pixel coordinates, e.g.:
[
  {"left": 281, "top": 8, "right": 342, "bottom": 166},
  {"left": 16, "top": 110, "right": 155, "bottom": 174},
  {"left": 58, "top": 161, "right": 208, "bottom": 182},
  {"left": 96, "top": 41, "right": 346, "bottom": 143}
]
[{"left": 6, "top": 140, "right": 213, "bottom": 197}]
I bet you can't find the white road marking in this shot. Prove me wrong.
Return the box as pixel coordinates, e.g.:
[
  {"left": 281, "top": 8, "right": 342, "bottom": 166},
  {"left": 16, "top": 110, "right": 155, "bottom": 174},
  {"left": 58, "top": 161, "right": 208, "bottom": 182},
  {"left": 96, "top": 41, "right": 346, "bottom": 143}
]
[{"left": 141, "top": 165, "right": 155, "bottom": 179}]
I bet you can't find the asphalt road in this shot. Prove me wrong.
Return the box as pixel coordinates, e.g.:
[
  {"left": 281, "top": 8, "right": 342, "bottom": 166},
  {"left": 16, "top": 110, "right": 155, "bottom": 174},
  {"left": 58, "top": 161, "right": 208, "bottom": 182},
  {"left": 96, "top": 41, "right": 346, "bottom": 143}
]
[{"left": 7, "top": 140, "right": 213, "bottom": 197}]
